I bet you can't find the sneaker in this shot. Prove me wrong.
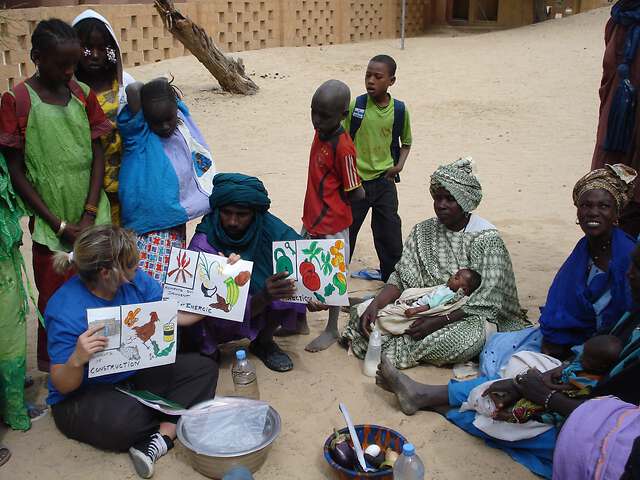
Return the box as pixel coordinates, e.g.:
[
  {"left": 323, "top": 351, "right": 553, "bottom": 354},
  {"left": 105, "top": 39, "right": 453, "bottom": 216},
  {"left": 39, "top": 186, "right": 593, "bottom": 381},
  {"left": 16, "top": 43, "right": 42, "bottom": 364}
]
[{"left": 128, "top": 432, "right": 174, "bottom": 478}]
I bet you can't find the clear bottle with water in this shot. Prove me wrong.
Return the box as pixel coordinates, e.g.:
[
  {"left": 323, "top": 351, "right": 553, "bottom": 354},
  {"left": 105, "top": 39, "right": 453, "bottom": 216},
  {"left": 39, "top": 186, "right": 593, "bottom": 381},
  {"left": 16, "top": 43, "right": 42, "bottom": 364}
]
[
  {"left": 363, "top": 327, "right": 382, "bottom": 377},
  {"left": 393, "top": 443, "right": 425, "bottom": 480},
  {"left": 232, "top": 350, "right": 260, "bottom": 400}
]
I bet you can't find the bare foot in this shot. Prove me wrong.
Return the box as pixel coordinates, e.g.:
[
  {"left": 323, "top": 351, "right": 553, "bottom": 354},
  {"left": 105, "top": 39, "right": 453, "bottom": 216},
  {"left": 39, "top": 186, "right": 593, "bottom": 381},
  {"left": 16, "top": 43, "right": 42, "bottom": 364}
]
[
  {"left": 305, "top": 330, "right": 338, "bottom": 352},
  {"left": 376, "top": 356, "right": 449, "bottom": 416},
  {"left": 274, "top": 321, "right": 310, "bottom": 337}
]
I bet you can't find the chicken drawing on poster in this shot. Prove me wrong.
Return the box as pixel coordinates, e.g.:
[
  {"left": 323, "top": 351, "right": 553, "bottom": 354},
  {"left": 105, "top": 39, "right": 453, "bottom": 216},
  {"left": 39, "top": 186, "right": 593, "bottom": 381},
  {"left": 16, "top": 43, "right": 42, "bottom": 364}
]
[
  {"left": 272, "top": 239, "right": 348, "bottom": 306},
  {"left": 162, "top": 247, "right": 253, "bottom": 322},
  {"left": 87, "top": 301, "right": 178, "bottom": 378}
]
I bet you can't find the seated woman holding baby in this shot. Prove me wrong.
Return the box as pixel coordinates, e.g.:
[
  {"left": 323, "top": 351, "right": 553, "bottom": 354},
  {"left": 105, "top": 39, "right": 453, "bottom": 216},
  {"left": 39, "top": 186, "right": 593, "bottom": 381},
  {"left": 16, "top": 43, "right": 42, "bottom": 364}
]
[
  {"left": 373, "top": 166, "right": 640, "bottom": 479},
  {"left": 341, "top": 158, "right": 529, "bottom": 368}
]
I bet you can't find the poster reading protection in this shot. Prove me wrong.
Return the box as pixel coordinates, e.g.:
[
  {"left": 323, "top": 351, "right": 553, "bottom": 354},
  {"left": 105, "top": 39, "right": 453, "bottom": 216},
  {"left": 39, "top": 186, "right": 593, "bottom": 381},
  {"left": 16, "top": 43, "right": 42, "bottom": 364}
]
[
  {"left": 272, "top": 239, "right": 348, "bottom": 306},
  {"left": 163, "top": 247, "right": 253, "bottom": 322},
  {"left": 88, "top": 300, "right": 178, "bottom": 378}
]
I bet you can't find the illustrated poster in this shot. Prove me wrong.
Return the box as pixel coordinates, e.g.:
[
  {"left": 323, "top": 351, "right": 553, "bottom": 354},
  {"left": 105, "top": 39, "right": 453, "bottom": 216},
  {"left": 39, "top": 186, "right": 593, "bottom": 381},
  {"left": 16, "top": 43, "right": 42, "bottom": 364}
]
[
  {"left": 272, "top": 239, "right": 348, "bottom": 306},
  {"left": 88, "top": 300, "right": 177, "bottom": 378},
  {"left": 162, "top": 247, "right": 253, "bottom": 322}
]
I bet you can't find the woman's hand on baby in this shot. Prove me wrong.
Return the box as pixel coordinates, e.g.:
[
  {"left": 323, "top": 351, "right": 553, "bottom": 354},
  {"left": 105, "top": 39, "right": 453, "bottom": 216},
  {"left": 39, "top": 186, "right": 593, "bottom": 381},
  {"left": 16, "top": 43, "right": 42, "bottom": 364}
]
[
  {"left": 404, "top": 317, "right": 440, "bottom": 340},
  {"left": 517, "top": 369, "right": 555, "bottom": 405},
  {"left": 217, "top": 251, "right": 241, "bottom": 265},
  {"left": 71, "top": 325, "right": 108, "bottom": 367},
  {"left": 482, "top": 379, "right": 521, "bottom": 410}
]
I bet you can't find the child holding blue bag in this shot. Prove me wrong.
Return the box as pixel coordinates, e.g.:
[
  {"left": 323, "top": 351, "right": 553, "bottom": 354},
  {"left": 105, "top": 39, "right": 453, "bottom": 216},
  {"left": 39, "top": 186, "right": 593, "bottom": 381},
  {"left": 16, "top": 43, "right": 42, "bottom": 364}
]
[{"left": 118, "top": 77, "right": 216, "bottom": 282}]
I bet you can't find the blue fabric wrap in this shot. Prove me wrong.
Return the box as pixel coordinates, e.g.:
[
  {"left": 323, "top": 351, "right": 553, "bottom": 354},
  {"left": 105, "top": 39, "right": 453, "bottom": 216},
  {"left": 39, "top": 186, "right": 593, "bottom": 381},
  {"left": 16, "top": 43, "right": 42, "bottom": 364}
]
[
  {"left": 446, "top": 377, "right": 557, "bottom": 479},
  {"left": 117, "top": 102, "right": 189, "bottom": 234},
  {"left": 604, "top": 3, "right": 640, "bottom": 153},
  {"left": 195, "top": 173, "right": 301, "bottom": 294},
  {"left": 539, "top": 227, "right": 636, "bottom": 346}
]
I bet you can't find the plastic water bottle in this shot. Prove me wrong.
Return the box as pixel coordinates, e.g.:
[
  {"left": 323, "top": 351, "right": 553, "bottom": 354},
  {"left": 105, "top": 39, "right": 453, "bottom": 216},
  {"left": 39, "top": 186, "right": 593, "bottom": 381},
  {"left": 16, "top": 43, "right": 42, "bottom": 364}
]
[
  {"left": 232, "top": 350, "right": 260, "bottom": 400},
  {"left": 363, "top": 327, "right": 382, "bottom": 377},
  {"left": 393, "top": 443, "right": 425, "bottom": 480}
]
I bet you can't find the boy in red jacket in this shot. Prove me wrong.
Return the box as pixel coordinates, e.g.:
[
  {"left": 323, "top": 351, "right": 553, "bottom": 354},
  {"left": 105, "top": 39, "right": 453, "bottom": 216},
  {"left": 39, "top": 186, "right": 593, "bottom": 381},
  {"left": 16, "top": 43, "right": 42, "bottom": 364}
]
[{"left": 301, "top": 80, "right": 364, "bottom": 352}]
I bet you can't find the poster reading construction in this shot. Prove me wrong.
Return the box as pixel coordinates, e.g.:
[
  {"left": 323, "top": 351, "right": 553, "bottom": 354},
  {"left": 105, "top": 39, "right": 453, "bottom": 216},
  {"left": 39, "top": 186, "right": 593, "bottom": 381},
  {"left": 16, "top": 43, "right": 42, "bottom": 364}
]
[{"left": 87, "top": 300, "right": 178, "bottom": 378}]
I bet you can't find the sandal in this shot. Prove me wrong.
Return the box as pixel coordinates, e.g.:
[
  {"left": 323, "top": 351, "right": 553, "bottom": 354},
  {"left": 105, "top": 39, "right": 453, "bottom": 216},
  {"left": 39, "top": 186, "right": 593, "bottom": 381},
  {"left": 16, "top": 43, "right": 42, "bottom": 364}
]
[
  {"left": 0, "top": 445, "right": 10, "bottom": 468},
  {"left": 248, "top": 340, "right": 293, "bottom": 372},
  {"left": 350, "top": 268, "right": 382, "bottom": 281}
]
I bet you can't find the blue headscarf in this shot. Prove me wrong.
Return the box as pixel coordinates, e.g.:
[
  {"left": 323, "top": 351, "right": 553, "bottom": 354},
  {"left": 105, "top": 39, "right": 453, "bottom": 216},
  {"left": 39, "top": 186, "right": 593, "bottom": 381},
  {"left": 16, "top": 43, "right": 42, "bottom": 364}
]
[
  {"left": 539, "top": 227, "right": 636, "bottom": 346},
  {"left": 604, "top": 1, "right": 640, "bottom": 153},
  {"left": 195, "top": 173, "right": 300, "bottom": 293}
]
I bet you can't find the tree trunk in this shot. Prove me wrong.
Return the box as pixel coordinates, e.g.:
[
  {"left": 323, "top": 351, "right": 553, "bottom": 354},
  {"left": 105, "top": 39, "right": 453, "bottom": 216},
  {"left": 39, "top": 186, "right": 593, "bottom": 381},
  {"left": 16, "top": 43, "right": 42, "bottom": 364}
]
[{"left": 154, "top": 0, "right": 259, "bottom": 95}]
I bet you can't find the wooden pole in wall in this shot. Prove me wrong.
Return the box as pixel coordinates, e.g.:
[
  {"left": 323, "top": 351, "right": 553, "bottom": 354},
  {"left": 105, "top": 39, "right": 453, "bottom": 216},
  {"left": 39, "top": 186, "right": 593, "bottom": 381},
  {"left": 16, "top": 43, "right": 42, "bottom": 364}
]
[
  {"left": 400, "top": 0, "right": 406, "bottom": 50},
  {"left": 154, "top": 0, "right": 259, "bottom": 95}
]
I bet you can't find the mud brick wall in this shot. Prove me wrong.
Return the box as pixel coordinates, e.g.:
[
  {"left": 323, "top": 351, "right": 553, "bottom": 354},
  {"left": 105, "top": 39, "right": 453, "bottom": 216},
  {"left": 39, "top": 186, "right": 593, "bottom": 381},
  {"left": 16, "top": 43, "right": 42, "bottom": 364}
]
[{"left": 0, "top": 0, "right": 429, "bottom": 91}]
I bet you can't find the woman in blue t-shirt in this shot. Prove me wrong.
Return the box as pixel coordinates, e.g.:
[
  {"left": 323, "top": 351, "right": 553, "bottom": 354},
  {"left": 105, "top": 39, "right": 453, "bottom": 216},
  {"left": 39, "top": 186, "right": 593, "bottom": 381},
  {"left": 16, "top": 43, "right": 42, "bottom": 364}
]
[{"left": 45, "top": 225, "right": 218, "bottom": 479}]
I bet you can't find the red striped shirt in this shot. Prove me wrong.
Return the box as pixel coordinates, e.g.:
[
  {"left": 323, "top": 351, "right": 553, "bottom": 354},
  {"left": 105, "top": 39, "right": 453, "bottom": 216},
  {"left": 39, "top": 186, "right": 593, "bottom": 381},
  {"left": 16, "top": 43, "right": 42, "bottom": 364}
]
[{"left": 302, "top": 130, "right": 361, "bottom": 236}]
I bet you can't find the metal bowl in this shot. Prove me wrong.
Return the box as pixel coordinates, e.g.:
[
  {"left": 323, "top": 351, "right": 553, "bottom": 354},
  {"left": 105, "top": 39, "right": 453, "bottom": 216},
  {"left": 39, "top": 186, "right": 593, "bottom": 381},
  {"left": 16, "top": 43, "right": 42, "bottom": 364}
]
[{"left": 177, "top": 397, "right": 281, "bottom": 479}]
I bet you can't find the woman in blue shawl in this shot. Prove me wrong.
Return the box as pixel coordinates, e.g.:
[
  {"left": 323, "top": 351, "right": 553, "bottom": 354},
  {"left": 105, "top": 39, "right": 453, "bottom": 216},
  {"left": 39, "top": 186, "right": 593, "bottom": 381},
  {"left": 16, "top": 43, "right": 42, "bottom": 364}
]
[
  {"left": 481, "top": 164, "right": 637, "bottom": 377},
  {"left": 184, "top": 173, "right": 306, "bottom": 372}
]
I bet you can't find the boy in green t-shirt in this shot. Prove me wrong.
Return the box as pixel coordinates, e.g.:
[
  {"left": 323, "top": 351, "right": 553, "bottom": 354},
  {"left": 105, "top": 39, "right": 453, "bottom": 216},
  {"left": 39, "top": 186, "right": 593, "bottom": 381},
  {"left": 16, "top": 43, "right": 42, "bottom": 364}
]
[{"left": 344, "top": 54, "right": 412, "bottom": 281}]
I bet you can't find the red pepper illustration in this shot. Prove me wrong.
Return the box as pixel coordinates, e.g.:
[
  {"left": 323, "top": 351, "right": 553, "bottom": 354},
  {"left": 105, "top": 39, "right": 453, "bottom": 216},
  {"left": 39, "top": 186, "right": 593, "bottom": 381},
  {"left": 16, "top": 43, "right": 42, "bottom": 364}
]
[{"left": 300, "top": 261, "right": 321, "bottom": 291}]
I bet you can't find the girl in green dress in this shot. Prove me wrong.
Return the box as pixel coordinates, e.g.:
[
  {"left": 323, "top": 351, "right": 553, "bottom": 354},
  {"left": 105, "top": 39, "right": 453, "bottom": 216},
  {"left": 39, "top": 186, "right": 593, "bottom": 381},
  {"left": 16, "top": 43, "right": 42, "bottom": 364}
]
[{"left": 0, "top": 19, "right": 112, "bottom": 372}]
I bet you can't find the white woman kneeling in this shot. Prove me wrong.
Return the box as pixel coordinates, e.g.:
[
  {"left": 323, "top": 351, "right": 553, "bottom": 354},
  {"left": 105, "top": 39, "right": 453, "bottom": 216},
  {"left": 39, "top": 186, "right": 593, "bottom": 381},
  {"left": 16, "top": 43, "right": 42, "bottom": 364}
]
[{"left": 45, "top": 225, "right": 218, "bottom": 479}]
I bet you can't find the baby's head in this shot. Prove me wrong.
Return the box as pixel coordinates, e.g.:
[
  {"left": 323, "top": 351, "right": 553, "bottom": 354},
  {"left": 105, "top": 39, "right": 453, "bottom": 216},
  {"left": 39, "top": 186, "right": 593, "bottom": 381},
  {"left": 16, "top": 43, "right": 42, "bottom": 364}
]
[
  {"left": 447, "top": 268, "right": 481, "bottom": 296},
  {"left": 141, "top": 77, "right": 181, "bottom": 138},
  {"left": 581, "top": 335, "right": 623, "bottom": 375},
  {"left": 311, "top": 79, "right": 350, "bottom": 138}
]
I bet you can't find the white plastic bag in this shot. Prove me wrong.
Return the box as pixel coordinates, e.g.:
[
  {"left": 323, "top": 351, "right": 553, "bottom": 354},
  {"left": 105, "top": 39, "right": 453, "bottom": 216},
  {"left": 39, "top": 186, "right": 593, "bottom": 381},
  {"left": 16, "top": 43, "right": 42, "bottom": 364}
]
[{"left": 182, "top": 400, "right": 270, "bottom": 454}]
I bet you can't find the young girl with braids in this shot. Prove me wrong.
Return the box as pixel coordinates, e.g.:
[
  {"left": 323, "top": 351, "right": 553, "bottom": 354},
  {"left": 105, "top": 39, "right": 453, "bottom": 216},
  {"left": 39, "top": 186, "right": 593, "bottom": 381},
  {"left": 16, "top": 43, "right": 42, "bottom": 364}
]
[
  {"left": 72, "top": 9, "right": 136, "bottom": 225},
  {"left": 118, "top": 77, "right": 215, "bottom": 282},
  {"left": 0, "top": 18, "right": 112, "bottom": 372}
]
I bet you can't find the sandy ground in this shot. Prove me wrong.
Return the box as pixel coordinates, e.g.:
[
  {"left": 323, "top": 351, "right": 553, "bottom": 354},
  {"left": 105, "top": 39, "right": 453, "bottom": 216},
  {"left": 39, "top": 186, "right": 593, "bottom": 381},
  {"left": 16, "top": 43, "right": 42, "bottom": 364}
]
[{"left": 2, "top": 7, "right": 613, "bottom": 479}]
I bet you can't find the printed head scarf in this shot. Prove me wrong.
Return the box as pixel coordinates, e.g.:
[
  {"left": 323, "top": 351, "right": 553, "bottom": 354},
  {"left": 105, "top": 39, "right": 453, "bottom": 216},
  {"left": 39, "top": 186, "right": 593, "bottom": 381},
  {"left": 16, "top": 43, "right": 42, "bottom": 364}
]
[
  {"left": 572, "top": 164, "right": 637, "bottom": 213},
  {"left": 430, "top": 157, "right": 482, "bottom": 212}
]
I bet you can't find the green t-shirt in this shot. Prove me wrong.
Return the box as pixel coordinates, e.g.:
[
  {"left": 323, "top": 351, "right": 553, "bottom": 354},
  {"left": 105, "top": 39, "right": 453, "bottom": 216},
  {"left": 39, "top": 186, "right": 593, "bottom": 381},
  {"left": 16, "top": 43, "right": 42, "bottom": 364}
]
[{"left": 343, "top": 95, "right": 412, "bottom": 181}]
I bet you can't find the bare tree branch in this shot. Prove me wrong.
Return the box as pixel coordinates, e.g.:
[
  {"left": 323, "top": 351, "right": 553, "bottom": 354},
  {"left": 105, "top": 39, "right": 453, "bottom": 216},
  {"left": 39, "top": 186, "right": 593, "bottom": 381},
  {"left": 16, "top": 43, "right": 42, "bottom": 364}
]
[{"left": 154, "top": 0, "right": 259, "bottom": 95}]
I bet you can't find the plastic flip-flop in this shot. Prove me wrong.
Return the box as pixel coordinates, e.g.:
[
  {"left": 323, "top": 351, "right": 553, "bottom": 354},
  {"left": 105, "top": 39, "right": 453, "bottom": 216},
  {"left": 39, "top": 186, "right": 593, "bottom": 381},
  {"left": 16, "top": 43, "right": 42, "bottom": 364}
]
[
  {"left": 350, "top": 268, "right": 382, "bottom": 281},
  {"left": 0, "top": 445, "right": 10, "bottom": 467}
]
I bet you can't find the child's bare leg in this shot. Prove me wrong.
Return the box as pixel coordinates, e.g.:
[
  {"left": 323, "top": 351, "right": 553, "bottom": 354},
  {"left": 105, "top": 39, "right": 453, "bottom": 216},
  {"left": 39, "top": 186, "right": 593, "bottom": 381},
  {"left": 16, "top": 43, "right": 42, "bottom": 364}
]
[
  {"left": 305, "top": 306, "right": 339, "bottom": 352},
  {"left": 375, "top": 356, "right": 449, "bottom": 415}
]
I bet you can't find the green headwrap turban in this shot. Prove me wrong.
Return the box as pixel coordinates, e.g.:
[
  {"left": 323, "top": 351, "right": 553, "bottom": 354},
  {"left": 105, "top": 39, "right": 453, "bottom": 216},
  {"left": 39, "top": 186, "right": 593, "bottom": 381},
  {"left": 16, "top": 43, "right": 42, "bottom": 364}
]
[
  {"left": 195, "top": 173, "right": 299, "bottom": 293},
  {"left": 430, "top": 157, "right": 483, "bottom": 213}
]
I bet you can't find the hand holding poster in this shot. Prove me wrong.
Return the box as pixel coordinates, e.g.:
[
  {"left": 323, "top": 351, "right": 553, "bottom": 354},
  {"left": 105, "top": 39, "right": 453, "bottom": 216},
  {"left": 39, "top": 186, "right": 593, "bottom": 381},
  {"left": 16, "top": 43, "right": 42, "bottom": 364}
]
[
  {"left": 162, "top": 247, "right": 253, "bottom": 322},
  {"left": 88, "top": 300, "right": 177, "bottom": 378},
  {"left": 272, "top": 239, "right": 348, "bottom": 306}
]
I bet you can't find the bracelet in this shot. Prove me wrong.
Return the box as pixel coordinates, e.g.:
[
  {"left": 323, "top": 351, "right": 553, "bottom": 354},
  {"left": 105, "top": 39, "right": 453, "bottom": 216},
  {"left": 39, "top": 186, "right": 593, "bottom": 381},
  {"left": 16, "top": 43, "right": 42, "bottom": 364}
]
[
  {"left": 514, "top": 373, "right": 524, "bottom": 385},
  {"left": 543, "top": 390, "right": 558, "bottom": 410},
  {"left": 56, "top": 220, "right": 67, "bottom": 237},
  {"left": 84, "top": 203, "right": 98, "bottom": 215}
]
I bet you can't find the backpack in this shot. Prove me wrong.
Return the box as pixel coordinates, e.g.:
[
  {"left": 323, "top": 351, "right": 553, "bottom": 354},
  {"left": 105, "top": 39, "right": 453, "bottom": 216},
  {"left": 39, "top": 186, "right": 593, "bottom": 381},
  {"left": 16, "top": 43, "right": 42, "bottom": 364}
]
[
  {"left": 348, "top": 93, "right": 405, "bottom": 183},
  {"left": 12, "top": 80, "right": 88, "bottom": 138}
]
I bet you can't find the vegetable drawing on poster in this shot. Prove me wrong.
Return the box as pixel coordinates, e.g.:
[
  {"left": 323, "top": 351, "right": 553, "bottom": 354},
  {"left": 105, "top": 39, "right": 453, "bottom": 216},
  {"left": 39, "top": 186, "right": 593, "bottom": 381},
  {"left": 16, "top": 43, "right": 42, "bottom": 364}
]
[
  {"left": 88, "top": 300, "right": 177, "bottom": 378},
  {"left": 272, "top": 239, "right": 348, "bottom": 306},
  {"left": 162, "top": 247, "right": 253, "bottom": 322}
]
